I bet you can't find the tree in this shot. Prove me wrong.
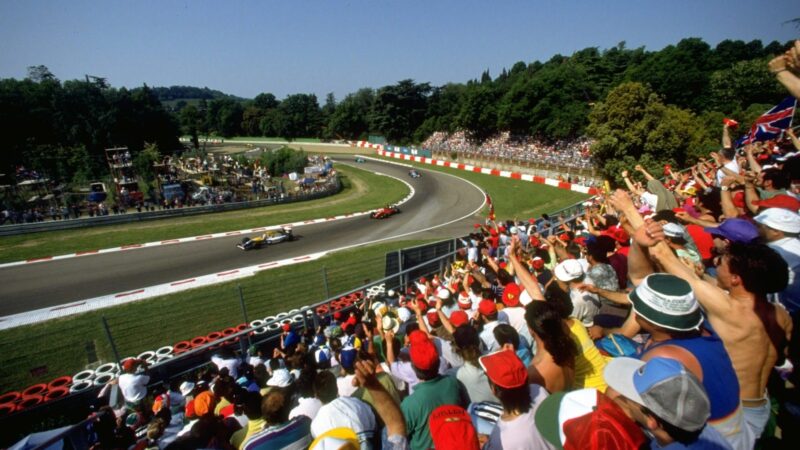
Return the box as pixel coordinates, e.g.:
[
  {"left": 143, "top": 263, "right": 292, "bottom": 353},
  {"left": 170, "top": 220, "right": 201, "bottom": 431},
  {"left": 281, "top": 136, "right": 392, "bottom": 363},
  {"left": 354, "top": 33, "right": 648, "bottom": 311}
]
[
  {"left": 457, "top": 83, "right": 497, "bottom": 141},
  {"left": 259, "top": 146, "right": 307, "bottom": 176},
  {"left": 253, "top": 92, "right": 279, "bottom": 110},
  {"left": 587, "top": 82, "right": 713, "bottom": 183},
  {"left": 369, "top": 79, "right": 431, "bottom": 143},
  {"left": 328, "top": 88, "right": 374, "bottom": 140},
  {"left": 179, "top": 105, "right": 202, "bottom": 148},
  {"left": 625, "top": 38, "right": 715, "bottom": 111},
  {"left": 26, "top": 65, "right": 58, "bottom": 83},
  {"left": 277, "top": 93, "right": 322, "bottom": 140},
  {"left": 708, "top": 58, "right": 784, "bottom": 113}
]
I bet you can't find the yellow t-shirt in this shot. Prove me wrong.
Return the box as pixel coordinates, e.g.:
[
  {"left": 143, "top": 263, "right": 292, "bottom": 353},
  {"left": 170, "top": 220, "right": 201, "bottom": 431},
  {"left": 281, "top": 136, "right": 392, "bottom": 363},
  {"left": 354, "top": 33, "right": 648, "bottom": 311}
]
[
  {"left": 230, "top": 417, "right": 266, "bottom": 449},
  {"left": 568, "top": 319, "right": 608, "bottom": 392},
  {"left": 213, "top": 397, "right": 230, "bottom": 416}
]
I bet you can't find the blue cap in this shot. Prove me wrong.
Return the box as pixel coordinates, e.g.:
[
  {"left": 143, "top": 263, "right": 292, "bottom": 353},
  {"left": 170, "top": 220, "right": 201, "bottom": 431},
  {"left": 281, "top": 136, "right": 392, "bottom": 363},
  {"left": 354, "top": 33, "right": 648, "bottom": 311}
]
[
  {"left": 339, "top": 347, "right": 357, "bottom": 370},
  {"left": 704, "top": 218, "right": 758, "bottom": 244},
  {"left": 604, "top": 357, "right": 710, "bottom": 432}
]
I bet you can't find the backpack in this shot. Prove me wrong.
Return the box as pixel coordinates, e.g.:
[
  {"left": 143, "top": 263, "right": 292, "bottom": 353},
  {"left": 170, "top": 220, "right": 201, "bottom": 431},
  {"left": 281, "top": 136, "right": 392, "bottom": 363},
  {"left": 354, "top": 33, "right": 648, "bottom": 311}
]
[{"left": 596, "top": 333, "right": 639, "bottom": 357}]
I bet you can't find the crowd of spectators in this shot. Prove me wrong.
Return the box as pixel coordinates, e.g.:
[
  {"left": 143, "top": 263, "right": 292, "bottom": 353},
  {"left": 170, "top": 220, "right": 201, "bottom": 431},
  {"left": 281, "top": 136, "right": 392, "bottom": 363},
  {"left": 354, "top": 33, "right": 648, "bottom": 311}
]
[
  {"left": 0, "top": 153, "right": 335, "bottom": 226},
  {"left": 422, "top": 131, "right": 594, "bottom": 172},
  {"left": 18, "top": 41, "right": 800, "bottom": 450}
]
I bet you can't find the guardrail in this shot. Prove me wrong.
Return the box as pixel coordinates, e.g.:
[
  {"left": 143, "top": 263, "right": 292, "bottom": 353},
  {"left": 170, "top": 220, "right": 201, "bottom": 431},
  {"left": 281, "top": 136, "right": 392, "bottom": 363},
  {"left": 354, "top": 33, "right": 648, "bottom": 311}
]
[{"left": 0, "top": 178, "right": 341, "bottom": 236}]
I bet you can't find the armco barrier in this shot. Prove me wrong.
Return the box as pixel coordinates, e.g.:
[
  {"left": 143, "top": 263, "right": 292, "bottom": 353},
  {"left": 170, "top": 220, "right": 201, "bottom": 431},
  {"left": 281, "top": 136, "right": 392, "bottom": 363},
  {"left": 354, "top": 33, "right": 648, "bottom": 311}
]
[{"left": 0, "top": 178, "right": 341, "bottom": 236}]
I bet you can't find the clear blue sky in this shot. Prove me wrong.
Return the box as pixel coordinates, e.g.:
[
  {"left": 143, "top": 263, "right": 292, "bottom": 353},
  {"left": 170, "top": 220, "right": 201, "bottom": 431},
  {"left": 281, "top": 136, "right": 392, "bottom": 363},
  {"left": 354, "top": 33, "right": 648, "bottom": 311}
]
[{"left": 1, "top": 0, "right": 797, "bottom": 101}]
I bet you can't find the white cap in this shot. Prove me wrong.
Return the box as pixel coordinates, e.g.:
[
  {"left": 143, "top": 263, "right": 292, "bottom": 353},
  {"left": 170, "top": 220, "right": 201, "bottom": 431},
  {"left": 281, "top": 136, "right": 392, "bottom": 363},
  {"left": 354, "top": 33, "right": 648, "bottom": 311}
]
[
  {"left": 554, "top": 259, "right": 584, "bottom": 282},
  {"left": 436, "top": 289, "right": 451, "bottom": 300},
  {"left": 755, "top": 208, "right": 800, "bottom": 233},
  {"left": 179, "top": 381, "right": 195, "bottom": 397}
]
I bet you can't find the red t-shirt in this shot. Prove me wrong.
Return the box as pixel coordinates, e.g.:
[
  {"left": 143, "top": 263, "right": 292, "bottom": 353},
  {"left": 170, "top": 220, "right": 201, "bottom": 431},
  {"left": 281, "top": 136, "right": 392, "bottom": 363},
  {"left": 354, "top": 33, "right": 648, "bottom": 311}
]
[{"left": 685, "top": 224, "right": 713, "bottom": 261}]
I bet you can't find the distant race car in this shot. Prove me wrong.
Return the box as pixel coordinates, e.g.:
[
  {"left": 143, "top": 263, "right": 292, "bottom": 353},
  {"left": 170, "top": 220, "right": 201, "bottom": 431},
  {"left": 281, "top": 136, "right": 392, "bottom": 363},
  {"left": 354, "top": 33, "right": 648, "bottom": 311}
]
[
  {"left": 371, "top": 205, "right": 401, "bottom": 219},
  {"left": 409, "top": 169, "right": 421, "bottom": 178},
  {"left": 355, "top": 156, "right": 366, "bottom": 163},
  {"left": 237, "top": 227, "right": 294, "bottom": 250}
]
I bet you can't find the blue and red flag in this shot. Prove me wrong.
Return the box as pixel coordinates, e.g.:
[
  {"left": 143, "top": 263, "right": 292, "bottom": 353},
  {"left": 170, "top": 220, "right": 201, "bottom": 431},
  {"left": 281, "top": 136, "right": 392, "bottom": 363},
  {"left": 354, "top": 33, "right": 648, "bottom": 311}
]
[{"left": 735, "top": 97, "right": 797, "bottom": 148}]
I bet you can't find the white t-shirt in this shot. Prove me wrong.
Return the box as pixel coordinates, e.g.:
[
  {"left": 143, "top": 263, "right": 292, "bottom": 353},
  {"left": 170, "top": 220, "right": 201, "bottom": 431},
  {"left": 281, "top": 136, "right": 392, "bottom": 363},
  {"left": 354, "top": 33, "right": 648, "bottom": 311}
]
[
  {"left": 501, "top": 306, "right": 532, "bottom": 346},
  {"left": 337, "top": 374, "right": 358, "bottom": 397},
  {"left": 716, "top": 159, "right": 740, "bottom": 186},
  {"left": 480, "top": 321, "right": 503, "bottom": 353},
  {"left": 211, "top": 355, "right": 239, "bottom": 379},
  {"left": 569, "top": 287, "right": 601, "bottom": 327},
  {"left": 288, "top": 396, "right": 323, "bottom": 421},
  {"left": 484, "top": 385, "right": 550, "bottom": 450},
  {"left": 118, "top": 373, "right": 149, "bottom": 403},
  {"left": 456, "top": 363, "right": 498, "bottom": 404}
]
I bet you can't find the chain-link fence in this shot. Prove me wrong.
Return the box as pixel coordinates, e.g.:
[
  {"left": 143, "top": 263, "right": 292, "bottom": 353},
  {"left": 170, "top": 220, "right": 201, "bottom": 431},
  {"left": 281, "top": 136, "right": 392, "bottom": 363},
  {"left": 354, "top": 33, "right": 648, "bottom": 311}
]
[{"left": 0, "top": 238, "right": 459, "bottom": 396}]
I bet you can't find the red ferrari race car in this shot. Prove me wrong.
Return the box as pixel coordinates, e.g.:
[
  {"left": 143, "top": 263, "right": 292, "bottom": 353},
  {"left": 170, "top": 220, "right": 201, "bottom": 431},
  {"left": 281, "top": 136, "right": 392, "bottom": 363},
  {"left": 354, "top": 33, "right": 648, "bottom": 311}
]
[{"left": 371, "top": 205, "right": 400, "bottom": 219}]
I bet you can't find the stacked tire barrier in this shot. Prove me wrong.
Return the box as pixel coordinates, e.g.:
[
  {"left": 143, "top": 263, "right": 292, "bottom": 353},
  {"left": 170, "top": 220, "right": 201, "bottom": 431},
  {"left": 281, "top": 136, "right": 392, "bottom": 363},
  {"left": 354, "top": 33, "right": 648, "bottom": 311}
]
[{"left": 0, "top": 291, "right": 367, "bottom": 417}]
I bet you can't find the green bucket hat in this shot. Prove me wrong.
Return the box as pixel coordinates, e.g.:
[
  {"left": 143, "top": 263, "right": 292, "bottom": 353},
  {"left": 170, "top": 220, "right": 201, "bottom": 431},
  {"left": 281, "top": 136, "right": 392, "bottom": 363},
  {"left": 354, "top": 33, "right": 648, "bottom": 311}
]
[{"left": 629, "top": 273, "right": 702, "bottom": 331}]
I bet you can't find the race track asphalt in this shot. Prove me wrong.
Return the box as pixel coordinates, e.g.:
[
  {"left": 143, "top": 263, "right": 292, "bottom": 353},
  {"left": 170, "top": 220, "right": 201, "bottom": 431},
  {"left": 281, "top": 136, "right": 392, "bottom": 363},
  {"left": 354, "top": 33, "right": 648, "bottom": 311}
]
[{"left": 0, "top": 156, "right": 485, "bottom": 316}]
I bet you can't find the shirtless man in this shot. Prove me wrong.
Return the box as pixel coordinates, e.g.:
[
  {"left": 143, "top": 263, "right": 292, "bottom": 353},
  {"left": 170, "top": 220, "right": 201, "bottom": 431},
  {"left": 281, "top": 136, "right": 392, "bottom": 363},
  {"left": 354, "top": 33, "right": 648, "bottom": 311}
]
[{"left": 641, "top": 221, "right": 792, "bottom": 442}]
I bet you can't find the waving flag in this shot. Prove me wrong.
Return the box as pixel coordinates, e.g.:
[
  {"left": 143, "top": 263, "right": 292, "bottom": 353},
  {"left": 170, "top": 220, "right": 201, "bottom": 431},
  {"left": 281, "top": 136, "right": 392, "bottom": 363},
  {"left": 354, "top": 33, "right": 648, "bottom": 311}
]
[{"left": 736, "top": 97, "right": 797, "bottom": 148}]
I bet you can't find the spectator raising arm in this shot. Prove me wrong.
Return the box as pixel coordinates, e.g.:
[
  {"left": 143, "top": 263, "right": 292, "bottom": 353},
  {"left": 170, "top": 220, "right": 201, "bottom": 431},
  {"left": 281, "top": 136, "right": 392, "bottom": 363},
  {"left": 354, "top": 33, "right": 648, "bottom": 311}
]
[
  {"left": 771, "top": 42, "right": 800, "bottom": 99},
  {"left": 634, "top": 164, "right": 655, "bottom": 181},
  {"left": 719, "top": 177, "right": 740, "bottom": 219},
  {"left": 508, "top": 236, "right": 545, "bottom": 301},
  {"left": 643, "top": 222, "right": 733, "bottom": 319},
  {"left": 352, "top": 360, "right": 407, "bottom": 441}
]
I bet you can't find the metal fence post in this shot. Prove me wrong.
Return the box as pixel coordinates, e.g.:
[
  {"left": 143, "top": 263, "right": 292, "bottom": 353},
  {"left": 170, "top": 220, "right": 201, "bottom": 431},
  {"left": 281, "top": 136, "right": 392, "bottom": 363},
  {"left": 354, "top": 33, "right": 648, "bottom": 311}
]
[
  {"left": 237, "top": 285, "right": 249, "bottom": 353},
  {"left": 397, "top": 250, "right": 404, "bottom": 291},
  {"left": 322, "top": 266, "right": 330, "bottom": 300},
  {"left": 101, "top": 316, "right": 122, "bottom": 367}
]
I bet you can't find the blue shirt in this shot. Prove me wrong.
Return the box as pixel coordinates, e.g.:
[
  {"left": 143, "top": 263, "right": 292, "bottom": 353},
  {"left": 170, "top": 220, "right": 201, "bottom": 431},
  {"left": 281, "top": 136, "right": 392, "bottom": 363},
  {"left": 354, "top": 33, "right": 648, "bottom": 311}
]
[{"left": 649, "top": 424, "right": 732, "bottom": 449}]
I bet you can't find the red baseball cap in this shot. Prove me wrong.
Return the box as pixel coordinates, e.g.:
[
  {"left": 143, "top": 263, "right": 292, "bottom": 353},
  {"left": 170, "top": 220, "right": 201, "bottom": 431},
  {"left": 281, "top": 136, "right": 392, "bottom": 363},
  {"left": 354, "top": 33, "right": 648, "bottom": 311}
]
[
  {"left": 532, "top": 256, "right": 545, "bottom": 270},
  {"left": 281, "top": 323, "right": 291, "bottom": 332},
  {"left": 449, "top": 310, "right": 469, "bottom": 327},
  {"left": 333, "top": 311, "right": 342, "bottom": 321},
  {"left": 732, "top": 191, "right": 745, "bottom": 209},
  {"left": 478, "top": 299, "right": 497, "bottom": 316},
  {"left": 427, "top": 310, "right": 441, "bottom": 327},
  {"left": 479, "top": 350, "right": 527, "bottom": 389},
  {"left": 753, "top": 194, "right": 800, "bottom": 212},
  {"left": 559, "top": 233, "right": 571, "bottom": 242},
  {"left": 602, "top": 227, "right": 630, "bottom": 245},
  {"left": 429, "top": 405, "right": 480, "bottom": 450},
  {"left": 562, "top": 392, "right": 646, "bottom": 450},
  {"left": 536, "top": 389, "right": 647, "bottom": 450},
  {"left": 502, "top": 283, "right": 521, "bottom": 307},
  {"left": 409, "top": 330, "right": 439, "bottom": 371},
  {"left": 122, "top": 358, "right": 139, "bottom": 373}
]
